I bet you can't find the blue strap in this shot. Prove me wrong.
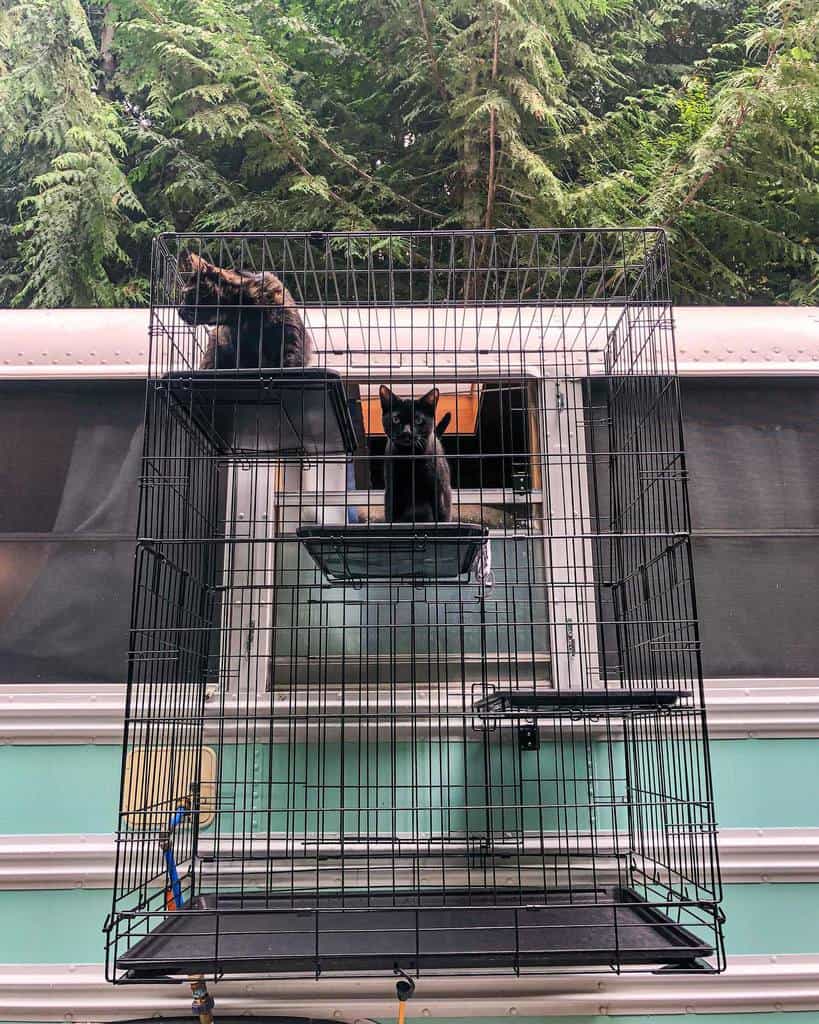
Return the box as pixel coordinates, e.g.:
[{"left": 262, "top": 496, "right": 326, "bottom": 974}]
[
  {"left": 164, "top": 846, "right": 184, "bottom": 908},
  {"left": 164, "top": 803, "right": 190, "bottom": 908},
  {"left": 169, "top": 804, "right": 189, "bottom": 830}
]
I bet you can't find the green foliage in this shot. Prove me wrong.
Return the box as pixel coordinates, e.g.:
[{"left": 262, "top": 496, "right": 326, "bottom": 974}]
[
  {"left": 0, "top": 0, "right": 815, "bottom": 305},
  {"left": 0, "top": 0, "right": 145, "bottom": 305}
]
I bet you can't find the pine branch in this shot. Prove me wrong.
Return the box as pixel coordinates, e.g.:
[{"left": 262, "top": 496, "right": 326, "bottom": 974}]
[{"left": 662, "top": 13, "right": 789, "bottom": 226}]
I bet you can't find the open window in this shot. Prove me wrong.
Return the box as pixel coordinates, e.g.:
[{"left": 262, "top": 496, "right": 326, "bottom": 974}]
[{"left": 242, "top": 372, "right": 602, "bottom": 698}]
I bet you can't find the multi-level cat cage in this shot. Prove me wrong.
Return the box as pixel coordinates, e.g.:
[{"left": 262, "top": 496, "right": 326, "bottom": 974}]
[{"left": 107, "top": 230, "right": 725, "bottom": 996}]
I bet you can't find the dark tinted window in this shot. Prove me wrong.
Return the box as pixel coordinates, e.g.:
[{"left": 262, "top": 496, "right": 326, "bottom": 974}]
[
  {"left": 0, "top": 381, "right": 143, "bottom": 683},
  {"left": 683, "top": 379, "right": 818, "bottom": 677},
  {"left": 589, "top": 377, "right": 819, "bottom": 679},
  {"left": 693, "top": 537, "right": 819, "bottom": 677},
  {"left": 683, "top": 380, "right": 819, "bottom": 531}
]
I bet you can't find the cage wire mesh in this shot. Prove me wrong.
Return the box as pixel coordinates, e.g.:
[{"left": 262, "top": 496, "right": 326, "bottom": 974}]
[{"left": 107, "top": 229, "right": 724, "bottom": 983}]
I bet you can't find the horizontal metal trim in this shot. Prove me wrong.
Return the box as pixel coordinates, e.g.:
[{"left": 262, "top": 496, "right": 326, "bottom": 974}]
[
  {"left": 0, "top": 532, "right": 134, "bottom": 543},
  {"left": 0, "top": 835, "right": 115, "bottom": 889},
  {"left": 0, "top": 955, "right": 818, "bottom": 1018},
  {"left": 3, "top": 828, "right": 819, "bottom": 890},
  {"left": 693, "top": 529, "right": 819, "bottom": 539},
  {"left": 5, "top": 363, "right": 819, "bottom": 380},
  {"left": 0, "top": 364, "right": 148, "bottom": 380},
  {"left": 2, "top": 679, "right": 819, "bottom": 743},
  {"left": 5, "top": 365, "right": 818, "bottom": 382},
  {"left": 677, "top": 362, "right": 819, "bottom": 377},
  {"left": 1, "top": 307, "right": 818, "bottom": 378}
]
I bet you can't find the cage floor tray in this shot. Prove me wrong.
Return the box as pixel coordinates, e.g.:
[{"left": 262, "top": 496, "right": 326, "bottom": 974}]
[
  {"left": 475, "top": 688, "right": 691, "bottom": 716},
  {"left": 117, "top": 886, "right": 712, "bottom": 978},
  {"left": 163, "top": 368, "right": 357, "bottom": 456},
  {"left": 297, "top": 524, "right": 489, "bottom": 581}
]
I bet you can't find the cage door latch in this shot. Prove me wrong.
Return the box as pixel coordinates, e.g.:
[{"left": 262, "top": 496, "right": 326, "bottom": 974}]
[
  {"left": 566, "top": 618, "right": 577, "bottom": 657},
  {"left": 518, "top": 723, "right": 540, "bottom": 751}
]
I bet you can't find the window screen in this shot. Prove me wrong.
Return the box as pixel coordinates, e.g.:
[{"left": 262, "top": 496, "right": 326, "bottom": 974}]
[
  {"left": 588, "top": 377, "right": 819, "bottom": 680},
  {"left": 0, "top": 380, "right": 144, "bottom": 683},
  {"left": 682, "top": 379, "right": 819, "bottom": 677}
]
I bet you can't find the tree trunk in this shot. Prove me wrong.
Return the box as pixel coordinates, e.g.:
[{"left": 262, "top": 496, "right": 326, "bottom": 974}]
[
  {"left": 460, "top": 69, "right": 484, "bottom": 229},
  {"left": 99, "top": 3, "right": 117, "bottom": 96},
  {"left": 483, "top": 6, "right": 500, "bottom": 232}
]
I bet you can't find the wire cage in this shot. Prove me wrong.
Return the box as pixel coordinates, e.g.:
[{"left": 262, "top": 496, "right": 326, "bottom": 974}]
[{"left": 107, "top": 229, "right": 725, "bottom": 984}]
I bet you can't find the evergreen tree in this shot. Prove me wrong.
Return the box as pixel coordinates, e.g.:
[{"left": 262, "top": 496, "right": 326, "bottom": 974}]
[
  {"left": 0, "top": 0, "right": 815, "bottom": 305},
  {"left": 0, "top": 0, "right": 144, "bottom": 305}
]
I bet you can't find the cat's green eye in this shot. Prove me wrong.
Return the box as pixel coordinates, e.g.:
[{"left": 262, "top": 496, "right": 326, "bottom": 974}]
[{"left": 392, "top": 413, "right": 401, "bottom": 424}]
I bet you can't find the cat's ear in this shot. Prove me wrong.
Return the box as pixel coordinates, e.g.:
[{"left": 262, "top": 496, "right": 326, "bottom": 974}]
[
  {"left": 379, "top": 385, "right": 395, "bottom": 409},
  {"left": 181, "top": 251, "right": 219, "bottom": 279},
  {"left": 419, "top": 388, "right": 440, "bottom": 409}
]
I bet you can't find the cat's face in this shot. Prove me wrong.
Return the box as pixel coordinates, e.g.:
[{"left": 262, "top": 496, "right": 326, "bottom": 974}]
[
  {"left": 177, "top": 252, "right": 240, "bottom": 326},
  {"left": 380, "top": 386, "right": 439, "bottom": 450}
]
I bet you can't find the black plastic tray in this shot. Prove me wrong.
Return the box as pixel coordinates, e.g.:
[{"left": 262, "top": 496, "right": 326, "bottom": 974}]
[
  {"left": 163, "top": 368, "right": 358, "bottom": 456},
  {"left": 475, "top": 688, "right": 691, "bottom": 716},
  {"left": 298, "top": 524, "right": 489, "bottom": 582},
  {"left": 118, "top": 886, "right": 713, "bottom": 978}
]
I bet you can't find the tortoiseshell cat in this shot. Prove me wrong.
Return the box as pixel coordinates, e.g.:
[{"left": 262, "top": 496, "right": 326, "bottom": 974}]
[
  {"left": 178, "top": 252, "right": 313, "bottom": 368},
  {"left": 380, "top": 385, "right": 452, "bottom": 523}
]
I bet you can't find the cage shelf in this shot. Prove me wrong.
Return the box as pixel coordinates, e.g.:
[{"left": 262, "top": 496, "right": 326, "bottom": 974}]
[
  {"left": 297, "top": 524, "right": 489, "bottom": 582},
  {"left": 117, "top": 887, "right": 712, "bottom": 978},
  {"left": 163, "top": 368, "right": 358, "bottom": 456},
  {"left": 474, "top": 688, "right": 691, "bottom": 717}
]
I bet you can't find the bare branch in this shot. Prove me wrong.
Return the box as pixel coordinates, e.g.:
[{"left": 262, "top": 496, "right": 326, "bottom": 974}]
[{"left": 483, "top": 7, "right": 500, "bottom": 231}]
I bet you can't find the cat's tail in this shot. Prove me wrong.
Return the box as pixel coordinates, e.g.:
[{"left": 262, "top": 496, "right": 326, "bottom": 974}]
[
  {"left": 201, "top": 325, "right": 235, "bottom": 370},
  {"left": 436, "top": 411, "right": 452, "bottom": 438}
]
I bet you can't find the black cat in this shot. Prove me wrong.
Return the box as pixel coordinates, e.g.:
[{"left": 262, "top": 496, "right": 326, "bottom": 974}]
[
  {"left": 177, "top": 252, "right": 313, "bottom": 368},
  {"left": 380, "top": 386, "right": 452, "bottom": 523}
]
